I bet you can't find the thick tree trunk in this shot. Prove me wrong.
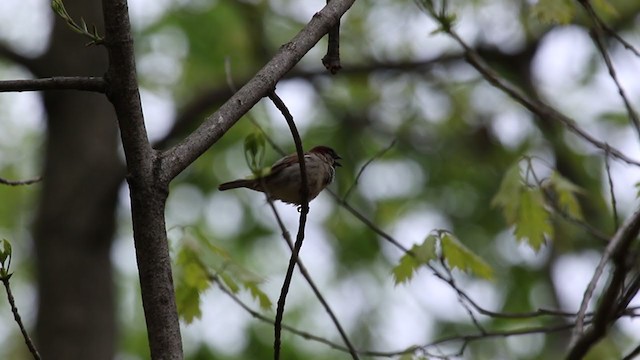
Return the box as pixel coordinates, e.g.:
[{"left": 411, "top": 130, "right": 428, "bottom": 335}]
[{"left": 32, "top": 0, "right": 121, "bottom": 358}]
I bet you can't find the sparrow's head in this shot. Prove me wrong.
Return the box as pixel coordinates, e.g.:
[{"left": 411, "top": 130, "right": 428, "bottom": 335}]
[{"left": 311, "top": 146, "right": 342, "bottom": 167}]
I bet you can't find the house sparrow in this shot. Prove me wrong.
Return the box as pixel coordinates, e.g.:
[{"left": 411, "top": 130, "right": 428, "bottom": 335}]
[{"left": 218, "top": 146, "right": 341, "bottom": 205}]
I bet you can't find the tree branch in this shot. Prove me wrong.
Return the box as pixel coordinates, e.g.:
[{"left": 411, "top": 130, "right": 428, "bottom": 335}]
[
  {"left": 567, "top": 206, "right": 640, "bottom": 358},
  {"left": 159, "top": 0, "right": 357, "bottom": 181},
  {"left": 102, "top": 0, "right": 183, "bottom": 358},
  {"left": 266, "top": 91, "right": 311, "bottom": 360},
  {"left": 2, "top": 275, "right": 41, "bottom": 360},
  {"left": 0, "top": 77, "right": 105, "bottom": 93}
]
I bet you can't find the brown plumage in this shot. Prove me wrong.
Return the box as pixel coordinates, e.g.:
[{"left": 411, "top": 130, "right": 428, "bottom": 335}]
[{"left": 218, "top": 146, "right": 341, "bottom": 205}]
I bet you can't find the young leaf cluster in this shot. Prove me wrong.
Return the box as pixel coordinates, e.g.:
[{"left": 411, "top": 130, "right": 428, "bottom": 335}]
[
  {"left": 50, "top": 0, "right": 103, "bottom": 46},
  {"left": 492, "top": 160, "right": 583, "bottom": 251},
  {"left": 392, "top": 231, "right": 493, "bottom": 285},
  {"left": 0, "top": 239, "right": 12, "bottom": 280},
  {"left": 174, "top": 231, "right": 272, "bottom": 324}
]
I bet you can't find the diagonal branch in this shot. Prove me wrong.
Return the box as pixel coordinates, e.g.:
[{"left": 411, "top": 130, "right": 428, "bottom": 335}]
[
  {"left": 567, "top": 206, "right": 640, "bottom": 358},
  {"left": 578, "top": 0, "right": 640, "bottom": 140},
  {"left": 342, "top": 139, "right": 396, "bottom": 201},
  {"left": 417, "top": 4, "right": 640, "bottom": 167},
  {"left": 159, "top": 0, "right": 357, "bottom": 181},
  {"left": 451, "top": 29, "right": 640, "bottom": 166},
  {"left": 576, "top": 1, "right": 640, "bottom": 58},
  {"left": 2, "top": 275, "right": 41, "bottom": 360}
]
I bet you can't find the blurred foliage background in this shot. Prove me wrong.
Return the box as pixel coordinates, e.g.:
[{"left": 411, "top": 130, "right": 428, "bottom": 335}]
[{"left": 1, "top": 0, "right": 640, "bottom": 359}]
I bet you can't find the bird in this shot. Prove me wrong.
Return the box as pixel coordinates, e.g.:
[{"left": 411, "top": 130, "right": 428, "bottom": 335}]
[{"left": 218, "top": 146, "right": 341, "bottom": 205}]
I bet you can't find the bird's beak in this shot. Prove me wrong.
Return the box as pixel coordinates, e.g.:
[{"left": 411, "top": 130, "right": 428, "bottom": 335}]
[{"left": 335, "top": 160, "right": 342, "bottom": 167}]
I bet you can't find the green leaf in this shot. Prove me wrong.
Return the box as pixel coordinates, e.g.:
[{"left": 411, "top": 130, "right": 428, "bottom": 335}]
[
  {"left": 244, "top": 281, "right": 272, "bottom": 310},
  {"left": 532, "top": 0, "right": 576, "bottom": 24},
  {"left": 183, "top": 263, "right": 210, "bottom": 290},
  {"left": 492, "top": 163, "right": 523, "bottom": 224},
  {"left": 174, "top": 246, "right": 211, "bottom": 323},
  {"left": 0, "top": 239, "right": 12, "bottom": 266},
  {"left": 176, "top": 282, "right": 202, "bottom": 324},
  {"left": 514, "top": 188, "right": 553, "bottom": 251},
  {"left": 50, "top": 0, "right": 65, "bottom": 16},
  {"left": 392, "top": 251, "right": 419, "bottom": 285},
  {"left": 243, "top": 131, "right": 266, "bottom": 174},
  {"left": 392, "top": 236, "right": 437, "bottom": 285},
  {"left": 415, "top": 235, "right": 437, "bottom": 262},
  {"left": 548, "top": 172, "right": 583, "bottom": 220},
  {"left": 441, "top": 233, "right": 493, "bottom": 280}
]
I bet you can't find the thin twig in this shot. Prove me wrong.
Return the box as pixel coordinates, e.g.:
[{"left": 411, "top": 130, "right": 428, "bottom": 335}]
[
  {"left": 265, "top": 198, "right": 360, "bottom": 359},
  {"left": 579, "top": 0, "right": 640, "bottom": 139},
  {"left": 1, "top": 276, "right": 41, "bottom": 360},
  {"left": 331, "top": 188, "right": 606, "bottom": 320},
  {"left": 422, "top": 322, "right": 578, "bottom": 358},
  {"left": 227, "top": 61, "right": 591, "bottom": 354},
  {"left": 212, "top": 274, "right": 379, "bottom": 355},
  {"left": 0, "top": 176, "right": 42, "bottom": 186},
  {"left": 415, "top": 11, "right": 640, "bottom": 354},
  {"left": 439, "top": 257, "right": 486, "bottom": 334},
  {"left": 0, "top": 77, "right": 106, "bottom": 93},
  {"left": 618, "top": 271, "right": 640, "bottom": 315},
  {"left": 329, "top": 189, "right": 411, "bottom": 253},
  {"left": 419, "top": 8, "right": 640, "bottom": 167},
  {"left": 213, "top": 269, "right": 599, "bottom": 358},
  {"left": 267, "top": 91, "right": 310, "bottom": 360},
  {"left": 567, "top": 256, "right": 628, "bottom": 359},
  {"left": 604, "top": 153, "right": 619, "bottom": 229},
  {"left": 599, "top": 22, "right": 640, "bottom": 58},
  {"left": 342, "top": 139, "right": 396, "bottom": 201}
]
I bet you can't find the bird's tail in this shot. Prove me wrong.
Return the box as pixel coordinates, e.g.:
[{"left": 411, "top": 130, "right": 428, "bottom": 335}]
[{"left": 218, "top": 179, "right": 257, "bottom": 191}]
